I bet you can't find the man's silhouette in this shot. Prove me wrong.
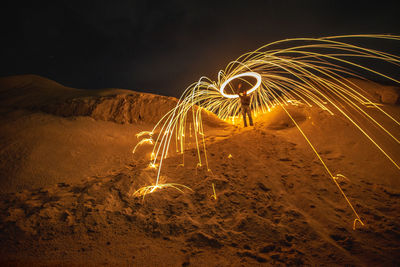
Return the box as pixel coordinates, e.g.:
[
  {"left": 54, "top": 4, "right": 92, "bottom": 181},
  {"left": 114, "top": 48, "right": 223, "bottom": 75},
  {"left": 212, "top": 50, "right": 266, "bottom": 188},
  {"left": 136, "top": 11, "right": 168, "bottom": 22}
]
[{"left": 238, "top": 82, "right": 253, "bottom": 127}]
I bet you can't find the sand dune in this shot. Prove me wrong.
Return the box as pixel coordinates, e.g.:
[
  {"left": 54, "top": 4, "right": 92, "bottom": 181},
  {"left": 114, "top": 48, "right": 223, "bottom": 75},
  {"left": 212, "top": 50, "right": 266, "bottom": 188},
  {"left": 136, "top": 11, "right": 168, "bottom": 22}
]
[
  {"left": 0, "top": 75, "right": 221, "bottom": 193},
  {"left": 0, "top": 75, "right": 399, "bottom": 266}
]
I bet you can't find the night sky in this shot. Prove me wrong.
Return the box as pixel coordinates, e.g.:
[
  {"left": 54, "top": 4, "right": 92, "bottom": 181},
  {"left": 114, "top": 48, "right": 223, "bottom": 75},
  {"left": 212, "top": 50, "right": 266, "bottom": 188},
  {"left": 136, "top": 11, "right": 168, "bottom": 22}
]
[{"left": 1, "top": 0, "right": 399, "bottom": 97}]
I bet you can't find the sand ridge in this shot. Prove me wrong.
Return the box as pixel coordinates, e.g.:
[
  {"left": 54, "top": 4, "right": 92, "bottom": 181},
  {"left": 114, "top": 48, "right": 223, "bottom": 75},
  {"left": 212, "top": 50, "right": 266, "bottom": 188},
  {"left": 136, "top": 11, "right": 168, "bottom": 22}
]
[{"left": 0, "top": 75, "right": 399, "bottom": 266}]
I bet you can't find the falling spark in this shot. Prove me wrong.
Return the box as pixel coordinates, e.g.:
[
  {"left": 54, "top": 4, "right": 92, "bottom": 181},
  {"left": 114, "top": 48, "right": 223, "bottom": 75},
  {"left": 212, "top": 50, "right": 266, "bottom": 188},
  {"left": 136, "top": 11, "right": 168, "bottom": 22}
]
[
  {"left": 132, "top": 183, "right": 193, "bottom": 200},
  {"left": 136, "top": 131, "right": 153, "bottom": 138},
  {"left": 147, "top": 162, "right": 158, "bottom": 169},
  {"left": 132, "top": 138, "right": 153, "bottom": 154},
  {"left": 132, "top": 35, "right": 400, "bottom": 228},
  {"left": 211, "top": 183, "right": 217, "bottom": 200}
]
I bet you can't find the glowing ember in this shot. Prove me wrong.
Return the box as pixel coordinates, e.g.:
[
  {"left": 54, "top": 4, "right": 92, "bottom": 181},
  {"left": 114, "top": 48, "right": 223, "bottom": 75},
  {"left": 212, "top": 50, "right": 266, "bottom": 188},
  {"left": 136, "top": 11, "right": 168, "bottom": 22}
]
[{"left": 132, "top": 183, "right": 193, "bottom": 200}]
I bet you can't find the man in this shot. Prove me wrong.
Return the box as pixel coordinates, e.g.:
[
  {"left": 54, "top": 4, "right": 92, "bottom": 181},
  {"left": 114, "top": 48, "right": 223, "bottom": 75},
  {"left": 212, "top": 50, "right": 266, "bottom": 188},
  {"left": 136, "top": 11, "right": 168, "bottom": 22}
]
[{"left": 238, "top": 82, "right": 253, "bottom": 127}]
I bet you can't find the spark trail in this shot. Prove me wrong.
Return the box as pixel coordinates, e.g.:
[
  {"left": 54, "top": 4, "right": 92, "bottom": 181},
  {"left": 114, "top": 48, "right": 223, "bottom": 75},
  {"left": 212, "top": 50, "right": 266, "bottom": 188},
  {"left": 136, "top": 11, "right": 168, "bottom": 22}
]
[{"left": 132, "top": 35, "right": 400, "bottom": 228}]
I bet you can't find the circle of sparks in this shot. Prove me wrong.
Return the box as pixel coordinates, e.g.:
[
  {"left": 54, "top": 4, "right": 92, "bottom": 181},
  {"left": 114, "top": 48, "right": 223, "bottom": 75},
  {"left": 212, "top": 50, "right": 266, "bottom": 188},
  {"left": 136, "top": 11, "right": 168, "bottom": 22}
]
[
  {"left": 132, "top": 35, "right": 400, "bottom": 229},
  {"left": 219, "top": 71, "right": 262, "bottom": 98}
]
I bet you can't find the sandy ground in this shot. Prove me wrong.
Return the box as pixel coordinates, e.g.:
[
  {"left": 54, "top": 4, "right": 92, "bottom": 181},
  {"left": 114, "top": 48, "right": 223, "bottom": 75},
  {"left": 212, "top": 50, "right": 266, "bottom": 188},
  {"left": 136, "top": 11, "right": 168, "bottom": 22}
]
[{"left": 0, "top": 75, "right": 399, "bottom": 266}]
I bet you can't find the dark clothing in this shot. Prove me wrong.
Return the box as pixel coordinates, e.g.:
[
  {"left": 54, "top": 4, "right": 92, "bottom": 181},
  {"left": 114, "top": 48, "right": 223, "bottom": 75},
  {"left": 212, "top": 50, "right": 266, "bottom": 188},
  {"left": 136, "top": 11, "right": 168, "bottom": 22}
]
[
  {"left": 239, "top": 94, "right": 251, "bottom": 106},
  {"left": 239, "top": 93, "right": 253, "bottom": 127},
  {"left": 241, "top": 105, "right": 253, "bottom": 127}
]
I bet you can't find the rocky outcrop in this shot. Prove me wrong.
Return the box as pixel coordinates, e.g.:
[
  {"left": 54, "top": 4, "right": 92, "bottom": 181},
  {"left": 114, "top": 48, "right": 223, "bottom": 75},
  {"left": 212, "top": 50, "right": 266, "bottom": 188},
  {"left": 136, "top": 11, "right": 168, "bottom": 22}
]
[
  {"left": 378, "top": 86, "right": 400, "bottom": 104},
  {"left": 42, "top": 93, "right": 179, "bottom": 124},
  {"left": 0, "top": 75, "right": 223, "bottom": 125},
  {"left": 344, "top": 78, "right": 400, "bottom": 105}
]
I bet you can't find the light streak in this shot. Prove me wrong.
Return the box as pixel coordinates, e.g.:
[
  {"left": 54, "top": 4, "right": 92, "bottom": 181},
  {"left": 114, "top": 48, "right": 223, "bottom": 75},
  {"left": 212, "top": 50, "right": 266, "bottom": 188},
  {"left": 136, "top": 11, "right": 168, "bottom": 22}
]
[
  {"left": 282, "top": 105, "right": 364, "bottom": 229},
  {"left": 219, "top": 71, "right": 262, "bottom": 98},
  {"left": 132, "top": 183, "right": 193, "bottom": 200},
  {"left": 132, "top": 138, "right": 153, "bottom": 154},
  {"left": 131, "top": 35, "right": 400, "bottom": 228},
  {"left": 211, "top": 183, "right": 217, "bottom": 200},
  {"left": 136, "top": 131, "right": 153, "bottom": 138},
  {"left": 148, "top": 162, "right": 158, "bottom": 169}
]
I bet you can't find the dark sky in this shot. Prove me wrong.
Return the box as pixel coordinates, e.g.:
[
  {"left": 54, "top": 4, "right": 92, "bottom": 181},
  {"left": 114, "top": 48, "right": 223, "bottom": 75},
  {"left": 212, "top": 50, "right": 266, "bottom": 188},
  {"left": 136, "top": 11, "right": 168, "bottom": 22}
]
[{"left": 1, "top": 0, "right": 399, "bottom": 97}]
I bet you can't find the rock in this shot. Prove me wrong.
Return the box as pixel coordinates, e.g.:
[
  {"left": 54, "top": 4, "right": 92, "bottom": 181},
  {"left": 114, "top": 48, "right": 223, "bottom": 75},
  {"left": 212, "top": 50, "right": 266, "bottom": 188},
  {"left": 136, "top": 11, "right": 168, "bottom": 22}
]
[
  {"left": 237, "top": 251, "right": 267, "bottom": 263},
  {"left": 380, "top": 87, "right": 400, "bottom": 104},
  {"left": 186, "top": 232, "right": 222, "bottom": 249},
  {"left": 260, "top": 244, "right": 276, "bottom": 253},
  {"left": 257, "top": 182, "right": 271, "bottom": 192}
]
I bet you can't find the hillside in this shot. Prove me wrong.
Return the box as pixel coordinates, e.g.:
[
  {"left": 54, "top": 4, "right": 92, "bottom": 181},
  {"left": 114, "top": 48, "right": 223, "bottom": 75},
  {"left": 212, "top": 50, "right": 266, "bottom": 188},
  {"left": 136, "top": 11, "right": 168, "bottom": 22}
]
[
  {"left": 0, "top": 75, "right": 223, "bottom": 193},
  {"left": 0, "top": 75, "right": 399, "bottom": 266}
]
